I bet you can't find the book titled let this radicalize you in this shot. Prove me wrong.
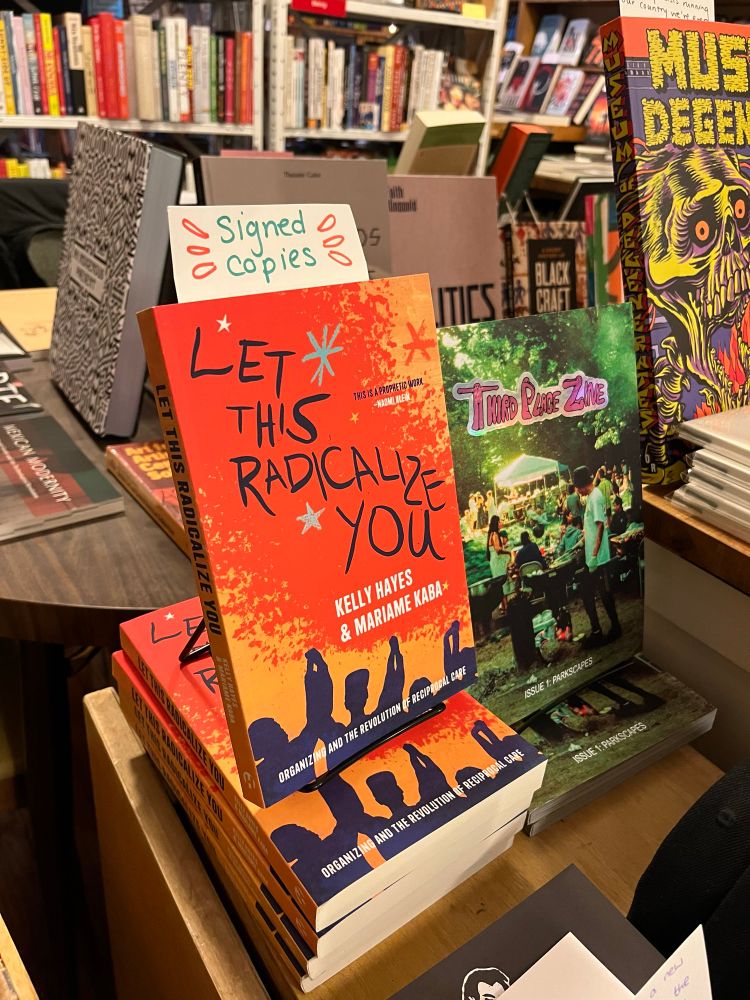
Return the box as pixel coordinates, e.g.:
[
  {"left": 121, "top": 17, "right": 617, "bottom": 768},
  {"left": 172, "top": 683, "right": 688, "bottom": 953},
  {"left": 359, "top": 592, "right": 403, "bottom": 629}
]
[{"left": 138, "top": 274, "right": 523, "bottom": 807}]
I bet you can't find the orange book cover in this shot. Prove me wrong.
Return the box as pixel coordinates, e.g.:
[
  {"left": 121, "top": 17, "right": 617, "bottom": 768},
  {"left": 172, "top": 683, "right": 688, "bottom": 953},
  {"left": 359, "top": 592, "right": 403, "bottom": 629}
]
[
  {"left": 113, "top": 19, "right": 129, "bottom": 119},
  {"left": 138, "top": 274, "right": 476, "bottom": 808},
  {"left": 105, "top": 440, "right": 188, "bottom": 555},
  {"left": 116, "top": 610, "right": 545, "bottom": 929}
]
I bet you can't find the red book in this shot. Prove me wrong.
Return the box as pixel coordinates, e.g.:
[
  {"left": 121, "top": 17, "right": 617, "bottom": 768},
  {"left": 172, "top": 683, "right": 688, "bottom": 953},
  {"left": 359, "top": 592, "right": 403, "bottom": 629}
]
[
  {"left": 96, "top": 12, "right": 118, "bottom": 118},
  {"left": 105, "top": 441, "right": 187, "bottom": 555},
  {"left": 89, "top": 18, "right": 106, "bottom": 118},
  {"left": 52, "top": 27, "right": 67, "bottom": 115},
  {"left": 234, "top": 30, "right": 242, "bottom": 123},
  {"left": 113, "top": 19, "right": 129, "bottom": 119},
  {"left": 0, "top": 161, "right": 7, "bottom": 178},
  {"left": 137, "top": 275, "right": 480, "bottom": 806},
  {"left": 244, "top": 32, "right": 253, "bottom": 124},
  {"left": 115, "top": 623, "right": 545, "bottom": 931},
  {"left": 223, "top": 36, "right": 234, "bottom": 124},
  {"left": 33, "top": 14, "right": 49, "bottom": 114},
  {"left": 390, "top": 45, "right": 406, "bottom": 131}
]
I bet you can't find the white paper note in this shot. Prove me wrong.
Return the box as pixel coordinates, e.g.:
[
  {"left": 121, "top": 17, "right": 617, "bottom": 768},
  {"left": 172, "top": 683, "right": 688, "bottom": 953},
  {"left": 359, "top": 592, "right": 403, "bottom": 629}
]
[
  {"left": 505, "top": 934, "right": 632, "bottom": 999},
  {"left": 168, "top": 203, "right": 369, "bottom": 303},
  {"left": 636, "top": 927, "right": 712, "bottom": 1000},
  {"left": 618, "top": 0, "right": 714, "bottom": 21}
]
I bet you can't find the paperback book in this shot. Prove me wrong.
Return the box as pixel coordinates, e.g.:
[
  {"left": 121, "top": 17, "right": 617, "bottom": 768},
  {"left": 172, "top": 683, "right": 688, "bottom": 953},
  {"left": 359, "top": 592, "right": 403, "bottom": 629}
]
[
  {"left": 602, "top": 17, "right": 750, "bottom": 482},
  {"left": 195, "top": 156, "right": 392, "bottom": 282},
  {"left": 440, "top": 305, "right": 642, "bottom": 728},
  {"left": 105, "top": 439, "right": 186, "bottom": 554},
  {"left": 0, "top": 412, "right": 122, "bottom": 540},
  {"left": 497, "top": 57, "right": 538, "bottom": 112},
  {"left": 388, "top": 176, "right": 504, "bottom": 327},
  {"left": 50, "top": 123, "right": 183, "bottom": 436},
  {"left": 503, "top": 220, "right": 587, "bottom": 318},
  {"left": 138, "top": 275, "right": 476, "bottom": 806}
]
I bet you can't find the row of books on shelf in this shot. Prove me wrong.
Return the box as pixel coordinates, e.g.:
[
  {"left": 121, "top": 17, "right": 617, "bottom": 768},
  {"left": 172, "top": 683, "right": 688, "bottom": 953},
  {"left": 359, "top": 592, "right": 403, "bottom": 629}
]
[
  {"left": 496, "top": 16, "right": 604, "bottom": 125},
  {"left": 0, "top": 155, "right": 66, "bottom": 177},
  {"left": 0, "top": 10, "right": 254, "bottom": 125},
  {"left": 283, "top": 35, "right": 480, "bottom": 133}
]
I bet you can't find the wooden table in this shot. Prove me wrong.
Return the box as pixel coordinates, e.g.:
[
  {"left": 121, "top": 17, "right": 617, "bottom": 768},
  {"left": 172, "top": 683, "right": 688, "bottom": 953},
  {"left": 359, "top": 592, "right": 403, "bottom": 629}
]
[
  {"left": 644, "top": 484, "right": 750, "bottom": 597},
  {"left": 3, "top": 358, "right": 193, "bottom": 998},
  {"left": 85, "top": 688, "right": 722, "bottom": 1000},
  {"left": 0, "top": 911, "right": 38, "bottom": 1000},
  {"left": 1, "top": 358, "right": 194, "bottom": 647}
]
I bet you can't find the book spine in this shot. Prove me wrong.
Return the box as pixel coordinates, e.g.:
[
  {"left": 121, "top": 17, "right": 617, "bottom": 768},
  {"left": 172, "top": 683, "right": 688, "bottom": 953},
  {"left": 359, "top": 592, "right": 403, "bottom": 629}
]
[
  {"left": 131, "top": 15, "right": 155, "bottom": 121},
  {"left": 150, "top": 27, "right": 162, "bottom": 122},
  {"left": 23, "top": 16, "right": 42, "bottom": 115},
  {"left": 97, "top": 13, "right": 118, "bottom": 118},
  {"left": 237, "top": 31, "right": 250, "bottom": 125},
  {"left": 246, "top": 32, "right": 253, "bottom": 125},
  {"left": 223, "top": 36, "right": 234, "bottom": 124},
  {"left": 158, "top": 26, "right": 168, "bottom": 122},
  {"left": 164, "top": 19, "right": 179, "bottom": 122},
  {"left": 38, "top": 14, "right": 59, "bottom": 116},
  {"left": 137, "top": 316, "right": 264, "bottom": 806},
  {"left": 209, "top": 32, "right": 217, "bottom": 123},
  {"left": 374, "top": 55, "right": 385, "bottom": 130},
  {"left": 114, "top": 662, "right": 316, "bottom": 959},
  {"left": 380, "top": 46, "right": 393, "bottom": 132},
  {"left": 114, "top": 20, "right": 128, "bottom": 119},
  {"left": 233, "top": 30, "right": 242, "bottom": 123},
  {"left": 62, "top": 13, "right": 86, "bottom": 115},
  {"left": 81, "top": 26, "right": 98, "bottom": 118},
  {"left": 390, "top": 44, "right": 405, "bottom": 131},
  {"left": 90, "top": 20, "right": 106, "bottom": 118},
  {"left": 602, "top": 24, "right": 664, "bottom": 481},
  {"left": 123, "top": 20, "right": 137, "bottom": 120},
  {"left": 12, "top": 19, "right": 33, "bottom": 116},
  {"left": 175, "top": 17, "right": 189, "bottom": 122},
  {"left": 216, "top": 36, "right": 225, "bottom": 123},
  {"left": 186, "top": 36, "right": 193, "bottom": 121},
  {"left": 54, "top": 27, "right": 71, "bottom": 117},
  {"left": 2, "top": 14, "right": 18, "bottom": 114},
  {"left": 105, "top": 452, "right": 189, "bottom": 556},
  {"left": 32, "top": 16, "right": 48, "bottom": 114},
  {"left": 0, "top": 19, "right": 16, "bottom": 115}
]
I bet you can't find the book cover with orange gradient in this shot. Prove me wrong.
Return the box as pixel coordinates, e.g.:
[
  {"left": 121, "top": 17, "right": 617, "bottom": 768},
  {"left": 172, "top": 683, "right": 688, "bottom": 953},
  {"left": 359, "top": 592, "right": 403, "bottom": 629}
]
[
  {"left": 137, "top": 275, "right": 476, "bottom": 806},
  {"left": 119, "top": 599, "right": 546, "bottom": 930}
]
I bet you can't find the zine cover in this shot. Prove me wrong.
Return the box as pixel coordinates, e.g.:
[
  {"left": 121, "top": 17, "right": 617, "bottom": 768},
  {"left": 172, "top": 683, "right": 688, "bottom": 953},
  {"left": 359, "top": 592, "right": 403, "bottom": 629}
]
[
  {"left": 602, "top": 18, "right": 750, "bottom": 482},
  {"left": 498, "top": 58, "right": 539, "bottom": 112},
  {"left": 139, "top": 275, "right": 476, "bottom": 807},
  {"left": 440, "top": 305, "right": 642, "bottom": 727},
  {"left": 506, "top": 221, "right": 587, "bottom": 318},
  {"left": 115, "top": 621, "right": 545, "bottom": 926},
  {"left": 522, "top": 65, "right": 559, "bottom": 115}
]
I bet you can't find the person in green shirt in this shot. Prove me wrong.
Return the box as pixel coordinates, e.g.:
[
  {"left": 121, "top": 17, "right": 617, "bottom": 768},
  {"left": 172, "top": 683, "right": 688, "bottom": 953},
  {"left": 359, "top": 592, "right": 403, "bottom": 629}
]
[{"left": 573, "top": 465, "right": 621, "bottom": 648}]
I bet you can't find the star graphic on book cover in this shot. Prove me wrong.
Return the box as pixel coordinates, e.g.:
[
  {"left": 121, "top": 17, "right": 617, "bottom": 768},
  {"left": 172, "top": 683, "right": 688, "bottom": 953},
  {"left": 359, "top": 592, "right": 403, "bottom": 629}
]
[
  {"left": 302, "top": 324, "right": 343, "bottom": 385},
  {"left": 217, "top": 315, "right": 231, "bottom": 333},
  {"left": 164, "top": 612, "right": 175, "bottom": 620},
  {"left": 404, "top": 320, "right": 431, "bottom": 363},
  {"left": 350, "top": 412, "right": 359, "bottom": 423},
  {"left": 297, "top": 502, "right": 324, "bottom": 534}
]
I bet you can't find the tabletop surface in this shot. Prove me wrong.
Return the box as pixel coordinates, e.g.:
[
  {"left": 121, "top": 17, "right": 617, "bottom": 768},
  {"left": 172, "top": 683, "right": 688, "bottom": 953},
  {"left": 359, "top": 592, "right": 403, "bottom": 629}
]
[
  {"left": 644, "top": 484, "right": 750, "bottom": 597},
  {"left": 86, "top": 688, "right": 722, "bottom": 1000},
  {"left": 0, "top": 358, "right": 195, "bottom": 646}
]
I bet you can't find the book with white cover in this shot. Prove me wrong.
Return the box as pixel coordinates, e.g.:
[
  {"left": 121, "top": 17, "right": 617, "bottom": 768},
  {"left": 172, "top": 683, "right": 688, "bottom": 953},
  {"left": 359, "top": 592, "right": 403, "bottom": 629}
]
[{"left": 678, "top": 405, "right": 750, "bottom": 463}]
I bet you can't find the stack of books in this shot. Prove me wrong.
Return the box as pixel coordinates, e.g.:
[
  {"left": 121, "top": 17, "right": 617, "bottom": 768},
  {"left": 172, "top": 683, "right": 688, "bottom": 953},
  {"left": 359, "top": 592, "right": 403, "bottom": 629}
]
[
  {"left": 673, "top": 407, "right": 750, "bottom": 545},
  {"left": 496, "top": 16, "right": 606, "bottom": 134},
  {"left": 0, "top": 9, "right": 254, "bottom": 125},
  {"left": 111, "top": 273, "right": 547, "bottom": 990}
]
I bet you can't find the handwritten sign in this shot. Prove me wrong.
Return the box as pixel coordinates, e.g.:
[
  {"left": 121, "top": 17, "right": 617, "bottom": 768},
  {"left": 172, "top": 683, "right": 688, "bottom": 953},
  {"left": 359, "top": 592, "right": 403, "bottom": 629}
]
[
  {"left": 636, "top": 927, "right": 712, "bottom": 1000},
  {"left": 618, "top": 0, "right": 714, "bottom": 20},
  {"left": 168, "top": 203, "right": 368, "bottom": 304}
]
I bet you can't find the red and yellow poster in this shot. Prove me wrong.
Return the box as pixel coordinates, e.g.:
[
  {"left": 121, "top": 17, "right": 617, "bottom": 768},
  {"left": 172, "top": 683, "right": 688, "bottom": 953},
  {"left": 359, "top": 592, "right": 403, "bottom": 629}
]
[{"left": 138, "top": 275, "right": 475, "bottom": 806}]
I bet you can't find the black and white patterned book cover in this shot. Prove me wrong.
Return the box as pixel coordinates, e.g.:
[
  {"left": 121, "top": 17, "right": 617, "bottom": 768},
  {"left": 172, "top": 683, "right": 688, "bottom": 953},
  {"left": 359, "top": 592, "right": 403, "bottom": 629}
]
[{"left": 51, "top": 124, "right": 151, "bottom": 436}]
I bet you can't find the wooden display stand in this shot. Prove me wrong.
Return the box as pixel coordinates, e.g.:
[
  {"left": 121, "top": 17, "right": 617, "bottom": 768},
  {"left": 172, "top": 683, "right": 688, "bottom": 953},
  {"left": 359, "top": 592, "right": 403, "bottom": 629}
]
[
  {"left": 85, "top": 688, "right": 720, "bottom": 1000},
  {"left": 0, "top": 911, "right": 38, "bottom": 1000}
]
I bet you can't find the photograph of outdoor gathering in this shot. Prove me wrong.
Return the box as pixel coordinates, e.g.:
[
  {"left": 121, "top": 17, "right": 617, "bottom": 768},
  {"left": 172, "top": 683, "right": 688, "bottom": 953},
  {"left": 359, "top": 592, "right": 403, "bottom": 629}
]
[{"left": 440, "top": 305, "right": 644, "bottom": 726}]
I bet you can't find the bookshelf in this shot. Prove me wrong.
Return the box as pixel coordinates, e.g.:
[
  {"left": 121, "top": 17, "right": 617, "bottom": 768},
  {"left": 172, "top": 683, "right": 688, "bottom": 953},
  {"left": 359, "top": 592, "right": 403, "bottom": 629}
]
[
  {"left": 267, "top": 0, "right": 511, "bottom": 174},
  {"left": 0, "top": 1, "right": 265, "bottom": 151}
]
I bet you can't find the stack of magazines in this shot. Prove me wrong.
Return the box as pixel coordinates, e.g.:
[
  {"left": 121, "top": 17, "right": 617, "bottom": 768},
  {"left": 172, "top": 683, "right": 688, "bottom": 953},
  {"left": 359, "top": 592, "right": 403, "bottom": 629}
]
[{"left": 674, "top": 407, "right": 750, "bottom": 544}]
